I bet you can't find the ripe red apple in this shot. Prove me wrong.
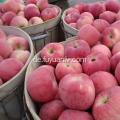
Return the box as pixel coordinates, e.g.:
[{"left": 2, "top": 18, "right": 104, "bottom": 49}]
[
  {"left": 58, "top": 110, "right": 93, "bottom": 120},
  {"left": 91, "top": 44, "right": 111, "bottom": 58},
  {"left": 24, "top": 4, "right": 40, "bottom": 20},
  {"left": 37, "top": 0, "right": 50, "bottom": 11},
  {"left": 27, "top": 65, "right": 58, "bottom": 102},
  {"left": 106, "top": 0, "right": 120, "bottom": 13},
  {"left": 17, "top": 11, "right": 24, "bottom": 17},
  {"left": 55, "top": 58, "right": 82, "bottom": 80},
  {"left": 93, "top": 86, "right": 120, "bottom": 120},
  {"left": 41, "top": 8, "right": 57, "bottom": 21},
  {"left": 2, "top": 11, "right": 16, "bottom": 25},
  {"left": 99, "top": 11, "right": 117, "bottom": 24},
  {"left": 0, "top": 58, "right": 24, "bottom": 82},
  {"left": 80, "top": 12, "right": 94, "bottom": 20},
  {"left": 7, "top": 36, "right": 29, "bottom": 50},
  {"left": 66, "top": 8, "right": 80, "bottom": 15},
  {"left": 78, "top": 24, "right": 100, "bottom": 46},
  {"left": 29, "top": 17, "right": 44, "bottom": 26},
  {"left": 69, "top": 23, "right": 77, "bottom": 29},
  {"left": 10, "top": 50, "right": 30, "bottom": 64},
  {"left": 18, "top": 4, "right": 25, "bottom": 11},
  {"left": 10, "top": 16, "right": 28, "bottom": 28},
  {"left": 0, "top": 56, "right": 3, "bottom": 63},
  {"left": 112, "top": 42, "right": 120, "bottom": 55},
  {"left": 39, "top": 100, "right": 66, "bottom": 120},
  {"left": 59, "top": 73, "right": 95, "bottom": 110},
  {"left": 83, "top": 3, "right": 91, "bottom": 12},
  {"left": 115, "top": 62, "right": 120, "bottom": 83},
  {"left": 65, "top": 40, "right": 90, "bottom": 59},
  {"left": 82, "top": 52, "right": 110, "bottom": 75},
  {"left": 0, "top": 78, "right": 3, "bottom": 86},
  {"left": 65, "top": 12, "right": 80, "bottom": 24},
  {"left": 93, "top": 19, "right": 110, "bottom": 33},
  {"left": 102, "top": 27, "right": 120, "bottom": 48},
  {"left": 90, "top": 71, "right": 118, "bottom": 95},
  {"left": 90, "top": 2, "right": 106, "bottom": 18},
  {"left": 26, "top": 0, "right": 37, "bottom": 5},
  {"left": 0, "top": 29, "right": 7, "bottom": 40},
  {"left": 0, "top": 39, "right": 12, "bottom": 58},
  {"left": 73, "top": 3, "right": 84, "bottom": 13}
]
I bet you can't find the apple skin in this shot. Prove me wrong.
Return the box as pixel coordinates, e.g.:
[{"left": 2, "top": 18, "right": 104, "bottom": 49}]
[
  {"left": 17, "top": 11, "right": 24, "bottom": 17},
  {"left": 24, "top": 4, "right": 40, "bottom": 20},
  {"left": 53, "top": 7, "right": 59, "bottom": 15},
  {"left": 39, "top": 100, "right": 66, "bottom": 120},
  {"left": 41, "top": 43, "right": 64, "bottom": 66},
  {"left": 7, "top": 36, "right": 29, "bottom": 50},
  {"left": 83, "top": 3, "right": 91, "bottom": 12},
  {"left": 0, "top": 3, "right": 3, "bottom": 12},
  {"left": 0, "top": 58, "right": 24, "bottom": 82},
  {"left": 99, "top": 11, "right": 117, "bottom": 24},
  {"left": 59, "top": 73, "right": 95, "bottom": 110},
  {"left": 41, "top": 8, "right": 57, "bottom": 21},
  {"left": 0, "top": 28, "right": 7, "bottom": 40},
  {"left": 2, "top": 11, "right": 16, "bottom": 25},
  {"left": 65, "top": 40, "right": 90, "bottom": 59},
  {"left": 78, "top": 24, "right": 100, "bottom": 46},
  {"left": 0, "top": 78, "right": 3, "bottom": 86},
  {"left": 69, "top": 23, "right": 77, "bottom": 29},
  {"left": 73, "top": 3, "right": 84, "bottom": 13},
  {"left": 93, "top": 19, "right": 110, "bottom": 33},
  {"left": 115, "top": 62, "right": 120, "bottom": 84},
  {"left": 101, "top": 27, "right": 120, "bottom": 48},
  {"left": 65, "top": 12, "right": 80, "bottom": 24},
  {"left": 90, "top": 2, "right": 106, "bottom": 18},
  {"left": 112, "top": 42, "right": 120, "bottom": 55},
  {"left": 105, "top": 0, "right": 120, "bottom": 13},
  {"left": 93, "top": 86, "right": 120, "bottom": 120},
  {"left": 58, "top": 110, "right": 93, "bottom": 120},
  {"left": 0, "top": 39, "right": 12, "bottom": 58},
  {"left": 10, "top": 16, "right": 28, "bottom": 28},
  {"left": 0, "top": 56, "right": 3, "bottom": 63},
  {"left": 29, "top": 17, "right": 44, "bottom": 26},
  {"left": 55, "top": 58, "right": 82, "bottom": 80},
  {"left": 66, "top": 8, "right": 80, "bottom": 15},
  {"left": 0, "top": 19, "right": 3, "bottom": 26},
  {"left": 27, "top": 65, "right": 58, "bottom": 102},
  {"left": 82, "top": 52, "right": 110, "bottom": 75},
  {"left": 91, "top": 44, "right": 111, "bottom": 58},
  {"left": 90, "top": 71, "right": 118, "bottom": 95},
  {"left": 80, "top": 12, "right": 94, "bottom": 20},
  {"left": 10, "top": 50, "right": 30, "bottom": 64},
  {"left": 26, "top": 0, "right": 37, "bottom": 5}
]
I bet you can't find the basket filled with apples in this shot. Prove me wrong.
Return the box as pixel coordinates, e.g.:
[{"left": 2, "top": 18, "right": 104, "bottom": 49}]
[
  {"left": 0, "top": 26, "right": 34, "bottom": 120},
  {"left": 0, "top": 0, "right": 62, "bottom": 52}
]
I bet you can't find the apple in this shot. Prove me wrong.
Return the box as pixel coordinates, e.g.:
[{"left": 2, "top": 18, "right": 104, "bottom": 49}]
[
  {"left": 99, "top": 11, "right": 117, "bottom": 24},
  {"left": 15, "top": 0, "right": 24, "bottom": 4},
  {"left": 101, "top": 27, "right": 120, "bottom": 48},
  {"left": 0, "top": 12, "right": 3, "bottom": 19},
  {"left": 91, "top": 44, "right": 111, "bottom": 58},
  {"left": 0, "top": 56, "right": 3, "bottom": 63},
  {"left": 90, "top": 71, "right": 118, "bottom": 95},
  {"left": 0, "top": 39, "right": 12, "bottom": 58},
  {"left": 0, "top": 78, "right": 3, "bottom": 86},
  {"left": 55, "top": 58, "right": 82, "bottom": 80},
  {"left": 90, "top": 2, "right": 106, "bottom": 18},
  {"left": 106, "top": 0, "right": 120, "bottom": 13},
  {"left": 69, "top": 23, "right": 77, "bottom": 29},
  {"left": 66, "top": 8, "right": 80, "bottom": 15},
  {"left": 17, "top": 11, "right": 24, "bottom": 17},
  {"left": 80, "top": 12, "right": 94, "bottom": 20},
  {"left": 10, "top": 16, "right": 28, "bottom": 28},
  {"left": 37, "top": 0, "right": 50, "bottom": 11},
  {"left": 0, "top": 19, "right": 3, "bottom": 26},
  {"left": 83, "top": 3, "right": 91, "bottom": 12},
  {"left": 112, "top": 42, "right": 120, "bottom": 55},
  {"left": 26, "top": 0, "right": 37, "bottom": 5},
  {"left": 18, "top": 4, "right": 25, "bottom": 11},
  {"left": 65, "top": 40, "right": 90, "bottom": 59},
  {"left": 0, "top": 29, "right": 6, "bottom": 40},
  {"left": 0, "top": 3, "right": 3, "bottom": 12},
  {"left": 93, "top": 86, "right": 120, "bottom": 120},
  {"left": 116, "top": 10, "right": 120, "bottom": 20},
  {"left": 59, "top": 73, "right": 95, "bottom": 110},
  {"left": 0, "top": 58, "right": 24, "bottom": 82},
  {"left": 115, "top": 62, "right": 120, "bottom": 83},
  {"left": 111, "top": 20, "right": 120, "bottom": 31},
  {"left": 7, "top": 36, "right": 29, "bottom": 50},
  {"left": 78, "top": 24, "right": 100, "bottom": 46},
  {"left": 10, "top": 50, "right": 30, "bottom": 64},
  {"left": 41, "top": 8, "right": 57, "bottom": 21},
  {"left": 73, "top": 3, "right": 84, "bottom": 13},
  {"left": 2, "top": 11, "right": 16, "bottom": 25},
  {"left": 53, "top": 7, "right": 59, "bottom": 15},
  {"left": 82, "top": 52, "right": 110, "bottom": 75},
  {"left": 29, "top": 17, "right": 44, "bottom": 26},
  {"left": 58, "top": 110, "right": 93, "bottom": 120},
  {"left": 93, "top": 19, "right": 110, "bottom": 33},
  {"left": 27, "top": 65, "right": 58, "bottom": 102},
  {"left": 41, "top": 43, "right": 64, "bottom": 66},
  {"left": 39, "top": 100, "right": 66, "bottom": 120},
  {"left": 7, "top": 34, "right": 17, "bottom": 39},
  {"left": 24, "top": 4, "right": 40, "bottom": 20}
]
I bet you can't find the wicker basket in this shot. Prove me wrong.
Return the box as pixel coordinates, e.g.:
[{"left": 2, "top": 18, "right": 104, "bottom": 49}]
[
  {"left": 24, "top": 36, "right": 78, "bottom": 120},
  {"left": 0, "top": 26, "right": 34, "bottom": 120}
]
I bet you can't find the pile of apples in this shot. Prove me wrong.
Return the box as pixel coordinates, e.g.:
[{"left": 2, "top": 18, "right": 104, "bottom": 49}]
[
  {"left": 0, "top": 0, "right": 59, "bottom": 27},
  {"left": 0, "top": 28, "right": 30, "bottom": 86},
  {"left": 64, "top": 0, "right": 120, "bottom": 32}
]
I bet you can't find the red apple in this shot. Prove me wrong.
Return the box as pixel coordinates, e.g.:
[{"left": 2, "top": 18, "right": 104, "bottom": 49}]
[
  {"left": 58, "top": 110, "right": 93, "bottom": 120},
  {"left": 82, "top": 52, "right": 110, "bottom": 75},
  {"left": 27, "top": 65, "right": 58, "bottom": 102},
  {"left": 15, "top": 0, "right": 24, "bottom": 4},
  {"left": 0, "top": 29, "right": 6, "bottom": 40},
  {"left": 0, "top": 56, "right": 3, "bottom": 63},
  {"left": 0, "top": 78, "right": 3, "bottom": 86},
  {"left": 74, "top": 3, "right": 84, "bottom": 13},
  {"left": 0, "top": 58, "right": 24, "bottom": 82},
  {"left": 83, "top": 3, "right": 91, "bottom": 12},
  {"left": 93, "top": 86, "right": 120, "bottom": 120},
  {"left": 24, "top": 4, "right": 40, "bottom": 20},
  {"left": 90, "top": 71, "right": 118, "bottom": 95},
  {"left": 39, "top": 100, "right": 66, "bottom": 120},
  {"left": 78, "top": 24, "right": 100, "bottom": 46},
  {"left": 66, "top": 8, "right": 80, "bottom": 15},
  {"left": 69, "top": 23, "right": 77, "bottom": 29},
  {"left": 112, "top": 42, "right": 120, "bottom": 55},
  {"left": 116, "top": 10, "right": 120, "bottom": 20},
  {"left": 17, "top": 11, "right": 24, "bottom": 17},
  {"left": 26, "top": 0, "right": 37, "bottom": 5},
  {"left": 80, "top": 12, "right": 94, "bottom": 20},
  {"left": 0, "top": 19, "right": 3, "bottom": 25},
  {"left": 0, "top": 3, "right": 3, "bottom": 12},
  {"left": 0, "top": 12, "right": 3, "bottom": 19},
  {"left": 115, "top": 62, "right": 120, "bottom": 83},
  {"left": 53, "top": 7, "right": 59, "bottom": 15}
]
